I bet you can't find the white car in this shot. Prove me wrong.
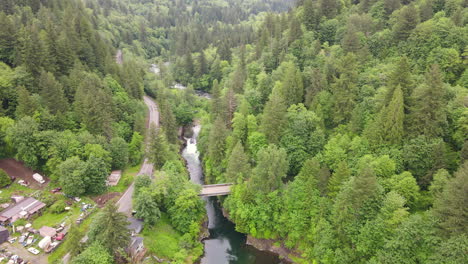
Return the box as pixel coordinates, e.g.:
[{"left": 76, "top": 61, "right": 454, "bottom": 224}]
[{"left": 27, "top": 247, "right": 40, "bottom": 255}]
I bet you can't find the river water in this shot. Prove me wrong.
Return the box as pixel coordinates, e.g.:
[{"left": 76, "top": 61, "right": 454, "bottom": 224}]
[{"left": 181, "top": 125, "right": 285, "bottom": 264}]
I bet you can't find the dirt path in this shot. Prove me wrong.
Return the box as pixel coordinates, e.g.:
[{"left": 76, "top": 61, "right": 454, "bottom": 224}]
[
  {"left": 0, "top": 159, "right": 49, "bottom": 189},
  {"left": 2, "top": 243, "right": 48, "bottom": 264}
]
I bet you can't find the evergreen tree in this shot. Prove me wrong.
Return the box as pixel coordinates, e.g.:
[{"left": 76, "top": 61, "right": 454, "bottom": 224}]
[
  {"left": 332, "top": 53, "right": 359, "bottom": 125},
  {"left": 249, "top": 144, "right": 288, "bottom": 193},
  {"left": 0, "top": 13, "right": 16, "bottom": 66},
  {"left": 225, "top": 141, "right": 250, "bottom": 183},
  {"left": 433, "top": 161, "right": 468, "bottom": 237},
  {"left": 88, "top": 203, "right": 130, "bottom": 256},
  {"left": 211, "top": 79, "right": 222, "bottom": 118},
  {"left": 261, "top": 84, "right": 287, "bottom": 143},
  {"left": 328, "top": 161, "right": 352, "bottom": 199},
  {"left": 109, "top": 137, "right": 129, "bottom": 170},
  {"left": 380, "top": 85, "right": 405, "bottom": 145},
  {"left": 393, "top": 4, "right": 419, "bottom": 41},
  {"left": 281, "top": 63, "right": 304, "bottom": 106},
  {"left": 197, "top": 50, "right": 207, "bottom": 77},
  {"left": 38, "top": 71, "right": 68, "bottom": 115},
  {"left": 207, "top": 117, "right": 228, "bottom": 166},
  {"left": 386, "top": 56, "right": 414, "bottom": 112},
  {"left": 149, "top": 126, "right": 170, "bottom": 170},
  {"left": 408, "top": 65, "right": 447, "bottom": 137}
]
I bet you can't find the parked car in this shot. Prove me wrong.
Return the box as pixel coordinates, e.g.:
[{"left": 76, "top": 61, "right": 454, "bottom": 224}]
[
  {"left": 18, "top": 180, "right": 29, "bottom": 187},
  {"left": 51, "top": 187, "right": 62, "bottom": 194},
  {"left": 55, "top": 233, "right": 65, "bottom": 241},
  {"left": 26, "top": 236, "right": 34, "bottom": 245},
  {"left": 27, "top": 247, "right": 40, "bottom": 255}
]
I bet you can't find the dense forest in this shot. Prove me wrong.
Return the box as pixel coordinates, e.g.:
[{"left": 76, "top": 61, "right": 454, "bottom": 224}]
[
  {"left": 1, "top": 0, "right": 467, "bottom": 263},
  {"left": 192, "top": 0, "right": 468, "bottom": 263}
]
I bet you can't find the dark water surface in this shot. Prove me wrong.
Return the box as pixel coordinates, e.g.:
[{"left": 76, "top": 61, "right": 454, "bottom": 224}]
[{"left": 182, "top": 125, "right": 285, "bottom": 264}]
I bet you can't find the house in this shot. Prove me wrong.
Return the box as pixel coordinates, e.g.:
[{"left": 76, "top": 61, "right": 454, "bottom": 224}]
[
  {"left": 126, "top": 217, "right": 143, "bottom": 236},
  {"left": 106, "top": 170, "right": 122, "bottom": 186},
  {"left": 127, "top": 236, "right": 145, "bottom": 262},
  {"left": 39, "top": 226, "right": 56, "bottom": 238},
  {"left": 0, "top": 226, "right": 9, "bottom": 244},
  {"left": 0, "top": 197, "right": 46, "bottom": 224}
]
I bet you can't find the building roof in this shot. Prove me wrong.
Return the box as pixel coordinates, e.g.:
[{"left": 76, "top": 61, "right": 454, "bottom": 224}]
[
  {"left": 129, "top": 236, "right": 144, "bottom": 252},
  {"left": 39, "top": 226, "right": 56, "bottom": 238},
  {"left": 107, "top": 170, "right": 122, "bottom": 186},
  {"left": 126, "top": 217, "right": 143, "bottom": 234},
  {"left": 0, "top": 197, "right": 46, "bottom": 220}
]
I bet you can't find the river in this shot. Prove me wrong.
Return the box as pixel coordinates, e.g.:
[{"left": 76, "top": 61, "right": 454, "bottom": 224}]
[{"left": 182, "top": 125, "right": 285, "bottom": 264}]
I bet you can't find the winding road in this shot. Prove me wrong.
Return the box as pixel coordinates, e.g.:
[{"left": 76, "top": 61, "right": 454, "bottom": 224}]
[{"left": 117, "top": 95, "right": 159, "bottom": 215}]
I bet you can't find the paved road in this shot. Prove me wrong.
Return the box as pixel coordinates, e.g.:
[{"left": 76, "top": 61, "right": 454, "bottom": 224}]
[{"left": 117, "top": 96, "right": 159, "bottom": 215}]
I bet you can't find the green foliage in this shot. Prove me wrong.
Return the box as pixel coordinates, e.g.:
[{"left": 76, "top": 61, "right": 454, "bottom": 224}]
[
  {"left": 168, "top": 187, "right": 205, "bottom": 233},
  {"left": 88, "top": 203, "right": 130, "bottom": 256},
  {"left": 433, "top": 161, "right": 468, "bottom": 237},
  {"left": 0, "top": 169, "right": 11, "bottom": 187},
  {"left": 249, "top": 144, "right": 288, "bottom": 193},
  {"left": 110, "top": 137, "right": 129, "bottom": 170},
  {"left": 50, "top": 200, "right": 67, "bottom": 214},
  {"left": 71, "top": 242, "right": 113, "bottom": 264},
  {"left": 135, "top": 187, "right": 161, "bottom": 226}
]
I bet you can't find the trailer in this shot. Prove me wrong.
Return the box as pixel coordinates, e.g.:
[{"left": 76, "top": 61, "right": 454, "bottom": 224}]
[{"left": 32, "top": 173, "right": 45, "bottom": 184}]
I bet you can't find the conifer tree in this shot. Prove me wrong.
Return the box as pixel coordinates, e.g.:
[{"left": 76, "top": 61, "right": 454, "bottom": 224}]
[
  {"left": 408, "top": 64, "right": 447, "bottom": 138},
  {"left": 207, "top": 117, "right": 228, "bottom": 166},
  {"left": 250, "top": 144, "right": 288, "bottom": 193},
  {"left": 225, "top": 141, "right": 250, "bottom": 183},
  {"left": 281, "top": 63, "right": 304, "bottom": 106},
  {"left": 386, "top": 56, "right": 414, "bottom": 112},
  {"left": 332, "top": 53, "right": 359, "bottom": 125},
  {"left": 328, "top": 161, "right": 352, "bottom": 199},
  {"left": 149, "top": 126, "right": 170, "bottom": 170},
  {"left": 261, "top": 83, "right": 287, "bottom": 143},
  {"left": 381, "top": 85, "right": 405, "bottom": 145},
  {"left": 38, "top": 71, "right": 68, "bottom": 115},
  {"left": 433, "top": 161, "right": 468, "bottom": 237}
]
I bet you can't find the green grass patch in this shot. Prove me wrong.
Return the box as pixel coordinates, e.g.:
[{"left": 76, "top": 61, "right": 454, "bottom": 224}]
[
  {"left": 32, "top": 206, "right": 81, "bottom": 229},
  {"left": 108, "top": 164, "right": 141, "bottom": 193},
  {"left": 0, "top": 183, "right": 35, "bottom": 203},
  {"left": 142, "top": 213, "right": 182, "bottom": 259}
]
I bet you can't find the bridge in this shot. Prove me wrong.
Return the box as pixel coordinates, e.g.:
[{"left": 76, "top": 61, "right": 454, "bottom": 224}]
[{"left": 200, "top": 183, "right": 233, "bottom": 197}]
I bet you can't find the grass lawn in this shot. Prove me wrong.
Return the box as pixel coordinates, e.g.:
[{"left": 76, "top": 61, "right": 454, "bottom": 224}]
[
  {"left": 108, "top": 164, "right": 141, "bottom": 193},
  {"left": 32, "top": 206, "right": 81, "bottom": 229},
  {"left": 142, "top": 213, "right": 182, "bottom": 260},
  {"left": 0, "top": 183, "right": 35, "bottom": 202}
]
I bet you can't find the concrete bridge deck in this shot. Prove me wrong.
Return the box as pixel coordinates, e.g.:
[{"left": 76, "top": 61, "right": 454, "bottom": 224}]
[{"left": 200, "top": 183, "right": 232, "bottom": 197}]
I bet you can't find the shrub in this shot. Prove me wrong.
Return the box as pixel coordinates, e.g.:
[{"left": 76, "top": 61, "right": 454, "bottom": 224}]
[
  {"left": 50, "top": 200, "right": 67, "bottom": 214},
  {"left": 0, "top": 169, "right": 11, "bottom": 187}
]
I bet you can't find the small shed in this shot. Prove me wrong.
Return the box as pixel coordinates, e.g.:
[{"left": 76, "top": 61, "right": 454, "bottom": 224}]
[
  {"left": 0, "top": 226, "right": 9, "bottom": 244},
  {"left": 11, "top": 195, "right": 24, "bottom": 203},
  {"left": 39, "top": 226, "right": 56, "bottom": 238},
  {"left": 106, "top": 170, "right": 122, "bottom": 186}
]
